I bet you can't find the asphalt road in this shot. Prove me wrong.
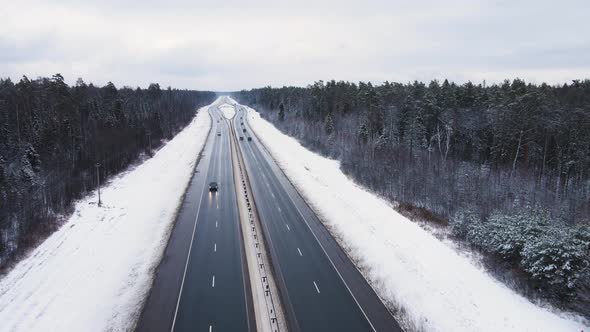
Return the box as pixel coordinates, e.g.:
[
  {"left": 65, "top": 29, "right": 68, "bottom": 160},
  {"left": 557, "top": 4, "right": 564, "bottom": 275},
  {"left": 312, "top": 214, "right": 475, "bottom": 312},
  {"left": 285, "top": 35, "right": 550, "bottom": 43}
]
[
  {"left": 233, "top": 105, "right": 403, "bottom": 332},
  {"left": 136, "top": 105, "right": 254, "bottom": 332}
]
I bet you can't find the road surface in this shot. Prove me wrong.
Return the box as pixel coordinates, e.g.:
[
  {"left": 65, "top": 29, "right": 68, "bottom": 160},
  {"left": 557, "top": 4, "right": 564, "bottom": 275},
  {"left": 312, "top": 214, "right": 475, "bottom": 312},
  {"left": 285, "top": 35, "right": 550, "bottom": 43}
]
[
  {"left": 136, "top": 105, "right": 255, "bottom": 332},
  {"left": 232, "top": 104, "right": 403, "bottom": 332}
]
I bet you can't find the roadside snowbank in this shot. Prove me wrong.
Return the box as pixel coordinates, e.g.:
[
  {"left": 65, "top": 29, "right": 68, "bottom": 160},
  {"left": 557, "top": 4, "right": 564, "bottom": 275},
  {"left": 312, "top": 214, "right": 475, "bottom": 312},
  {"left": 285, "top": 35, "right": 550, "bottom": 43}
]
[
  {"left": 0, "top": 105, "right": 212, "bottom": 331},
  {"left": 242, "top": 104, "right": 588, "bottom": 332}
]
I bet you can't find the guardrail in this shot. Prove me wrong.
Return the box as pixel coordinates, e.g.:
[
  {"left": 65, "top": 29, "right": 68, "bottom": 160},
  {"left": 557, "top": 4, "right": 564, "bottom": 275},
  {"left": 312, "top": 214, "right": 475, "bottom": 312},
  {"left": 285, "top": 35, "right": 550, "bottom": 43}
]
[{"left": 230, "top": 119, "right": 281, "bottom": 332}]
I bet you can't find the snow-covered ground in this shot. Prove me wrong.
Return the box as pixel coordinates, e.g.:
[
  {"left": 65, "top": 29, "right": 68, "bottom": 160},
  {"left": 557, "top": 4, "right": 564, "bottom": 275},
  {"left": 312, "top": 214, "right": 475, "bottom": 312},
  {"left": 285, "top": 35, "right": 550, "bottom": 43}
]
[
  {"left": 241, "top": 102, "right": 589, "bottom": 332},
  {"left": 0, "top": 104, "right": 213, "bottom": 331},
  {"left": 219, "top": 102, "right": 236, "bottom": 119}
]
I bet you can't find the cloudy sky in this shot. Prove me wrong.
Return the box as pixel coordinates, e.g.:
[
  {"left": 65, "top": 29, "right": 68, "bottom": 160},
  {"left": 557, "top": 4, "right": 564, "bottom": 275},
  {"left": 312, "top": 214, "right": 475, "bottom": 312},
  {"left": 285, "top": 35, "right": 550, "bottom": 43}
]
[{"left": 1, "top": 0, "right": 589, "bottom": 91}]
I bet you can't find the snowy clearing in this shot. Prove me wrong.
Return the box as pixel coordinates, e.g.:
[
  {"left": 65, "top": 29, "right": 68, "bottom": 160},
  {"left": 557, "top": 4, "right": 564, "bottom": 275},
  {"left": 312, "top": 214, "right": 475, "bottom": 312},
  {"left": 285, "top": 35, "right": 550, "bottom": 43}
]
[
  {"left": 242, "top": 103, "right": 589, "bottom": 332},
  {"left": 219, "top": 103, "right": 236, "bottom": 119},
  {"left": 0, "top": 104, "right": 212, "bottom": 331}
]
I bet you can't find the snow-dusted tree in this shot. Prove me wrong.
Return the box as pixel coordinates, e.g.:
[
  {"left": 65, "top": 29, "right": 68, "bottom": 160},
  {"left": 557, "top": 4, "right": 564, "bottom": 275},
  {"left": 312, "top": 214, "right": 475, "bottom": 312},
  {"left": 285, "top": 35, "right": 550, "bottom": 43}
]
[
  {"left": 324, "top": 113, "right": 334, "bottom": 135},
  {"left": 521, "top": 227, "right": 590, "bottom": 295},
  {"left": 278, "top": 103, "right": 285, "bottom": 121}
]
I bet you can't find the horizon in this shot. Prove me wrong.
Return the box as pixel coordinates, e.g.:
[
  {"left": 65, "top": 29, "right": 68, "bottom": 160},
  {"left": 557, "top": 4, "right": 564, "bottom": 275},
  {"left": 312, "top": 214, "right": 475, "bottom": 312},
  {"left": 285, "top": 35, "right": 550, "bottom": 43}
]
[{"left": 2, "top": 74, "right": 589, "bottom": 92}]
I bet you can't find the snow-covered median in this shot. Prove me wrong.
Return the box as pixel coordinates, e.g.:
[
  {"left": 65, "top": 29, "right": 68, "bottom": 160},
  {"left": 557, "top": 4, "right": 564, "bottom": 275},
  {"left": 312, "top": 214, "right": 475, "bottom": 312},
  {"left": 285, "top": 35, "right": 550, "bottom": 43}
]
[
  {"left": 242, "top": 104, "right": 588, "bottom": 332},
  {"left": 0, "top": 106, "right": 212, "bottom": 331},
  {"left": 219, "top": 102, "right": 236, "bottom": 119}
]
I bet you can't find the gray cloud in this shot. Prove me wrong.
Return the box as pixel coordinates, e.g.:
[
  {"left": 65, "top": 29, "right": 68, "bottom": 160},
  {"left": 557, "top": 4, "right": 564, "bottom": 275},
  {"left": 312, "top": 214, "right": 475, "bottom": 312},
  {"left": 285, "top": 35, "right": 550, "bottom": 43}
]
[{"left": 1, "top": 0, "right": 588, "bottom": 90}]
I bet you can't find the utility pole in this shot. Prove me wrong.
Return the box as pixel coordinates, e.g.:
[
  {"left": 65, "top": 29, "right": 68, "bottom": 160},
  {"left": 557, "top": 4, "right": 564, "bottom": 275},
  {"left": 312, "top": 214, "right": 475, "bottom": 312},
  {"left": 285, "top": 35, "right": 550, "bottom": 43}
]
[
  {"left": 95, "top": 162, "right": 102, "bottom": 206},
  {"left": 147, "top": 131, "right": 152, "bottom": 155}
]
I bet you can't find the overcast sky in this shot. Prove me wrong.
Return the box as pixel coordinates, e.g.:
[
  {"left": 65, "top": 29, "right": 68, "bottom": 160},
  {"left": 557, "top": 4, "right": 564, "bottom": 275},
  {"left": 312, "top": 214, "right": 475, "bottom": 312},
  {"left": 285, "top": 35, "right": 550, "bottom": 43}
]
[{"left": 1, "top": 0, "right": 589, "bottom": 91}]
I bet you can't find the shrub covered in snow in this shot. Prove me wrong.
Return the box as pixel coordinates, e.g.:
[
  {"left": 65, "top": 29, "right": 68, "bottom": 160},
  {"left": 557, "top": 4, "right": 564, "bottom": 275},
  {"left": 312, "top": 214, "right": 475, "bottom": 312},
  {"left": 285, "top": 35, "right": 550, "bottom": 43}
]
[
  {"left": 452, "top": 207, "right": 590, "bottom": 299},
  {"left": 521, "top": 227, "right": 589, "bottom": 294}
]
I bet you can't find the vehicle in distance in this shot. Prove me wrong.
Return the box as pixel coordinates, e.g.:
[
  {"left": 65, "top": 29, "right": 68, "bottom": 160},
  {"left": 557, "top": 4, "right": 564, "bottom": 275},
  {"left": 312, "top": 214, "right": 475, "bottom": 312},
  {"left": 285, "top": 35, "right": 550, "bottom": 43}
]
[
  {"left": 243, "top": 129, "right": 246, "bottom": 133},
  {"left": 217, "top": 132, "right": 221, "bottom": 136},
  {"left": 247, "top": 137, "right": 252, "bottom": 141},
  {"left": 240, "top": 136, "right": 244, "bottom": 140},
  {"left": 209, "top": 182, "right": 218, "bottom": 191}
]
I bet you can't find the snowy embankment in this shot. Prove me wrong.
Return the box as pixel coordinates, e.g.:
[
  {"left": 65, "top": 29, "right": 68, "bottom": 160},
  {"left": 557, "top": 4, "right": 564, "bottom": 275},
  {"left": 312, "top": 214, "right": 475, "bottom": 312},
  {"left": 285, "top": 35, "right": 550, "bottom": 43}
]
[
  {"left": 243, "top": 105, "right": 588, "bottom": 332},
  {"left": 0, "top": 105, "right": 212, "bottom": 331}
]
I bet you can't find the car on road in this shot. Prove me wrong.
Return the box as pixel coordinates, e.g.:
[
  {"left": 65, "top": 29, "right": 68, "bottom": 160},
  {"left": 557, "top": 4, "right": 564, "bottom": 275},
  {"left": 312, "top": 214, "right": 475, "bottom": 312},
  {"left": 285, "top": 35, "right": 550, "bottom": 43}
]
[
  {"left": 217, "top": 132, "right": 221, "bottom": 136},
  {"left": 239, "top": 136, "right": 244, "bottom": 140},
  {"left": 247, "top": 137, "right": 252, "bottom": 141},
  {"left": 243, "top": 129, "right": 246, "bottom": 133},
  {"left": 209, "top": 182, "right": 218, "bottom": 191}
]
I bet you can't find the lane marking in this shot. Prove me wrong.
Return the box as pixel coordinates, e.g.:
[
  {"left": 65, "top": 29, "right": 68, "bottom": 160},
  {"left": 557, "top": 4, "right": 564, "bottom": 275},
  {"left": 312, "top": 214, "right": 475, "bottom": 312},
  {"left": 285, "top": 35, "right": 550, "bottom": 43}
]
[
  {"left": 216, "top": 220, "right": 218, "bottom": 228},
  {"left": 286, "top": 224, "right": 291, "bottom": 231},
  {"left": 214, "top": 243, "right": 217, "bottom": 252},
  {"left": 209, "top": 326, "right": 212, "bottom": 332},
  {"left": 297, "top": 248, "right": 303, "bottom": 256},
  {"left": 278, "top": 206, "right": 281, "bottom": 212},
  {"left": 171, "top": 114, "right": 216, "bottom": 332},
  {"left": 212, "top": 275, "right": 215, "bottom": 288},
  {"left": 313, "top": 281, "right": 320, "bottom": 294},
  {"left": 281, "top": 176, "right": 378, "bottom": 332}
]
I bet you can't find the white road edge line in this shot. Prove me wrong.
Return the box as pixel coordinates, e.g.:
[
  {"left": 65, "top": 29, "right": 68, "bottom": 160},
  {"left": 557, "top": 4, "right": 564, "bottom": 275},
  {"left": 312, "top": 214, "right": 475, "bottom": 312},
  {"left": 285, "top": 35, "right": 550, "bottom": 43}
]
[
  {"left": 313, "top": 281, "right": 320, "bottom": 294},
  {"left": 297, "top": 248, "right": 303, "bottom": 256},
  {"left": 170, "top": 107, "right": 214, "bottom": 332}
]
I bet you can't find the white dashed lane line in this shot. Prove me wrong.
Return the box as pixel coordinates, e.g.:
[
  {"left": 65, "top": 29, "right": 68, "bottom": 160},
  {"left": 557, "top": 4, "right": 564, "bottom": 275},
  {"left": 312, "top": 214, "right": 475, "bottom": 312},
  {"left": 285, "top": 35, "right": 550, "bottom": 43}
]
[
  {"left": 286, "top": 224, "right": 291, "bottom": 231},
  {"left": 313, "top": 281, "right": 320, "bottom": 294},
  {"left": 297, "top": 248, "right": 303, "bottom": 256},
  {"left": 214, "top": 243, "right": 217, "bottom": 252},
  {"left": 212, "top": 275, "right": 216, "bottom": 288}
]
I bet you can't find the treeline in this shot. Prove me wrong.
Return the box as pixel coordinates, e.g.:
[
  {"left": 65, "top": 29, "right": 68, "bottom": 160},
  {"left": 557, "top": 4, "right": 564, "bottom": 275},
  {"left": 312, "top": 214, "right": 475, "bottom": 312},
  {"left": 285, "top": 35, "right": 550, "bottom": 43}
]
[
  {"left": 233, "top": 79, "right": 590, "bottom": 317},
  {"left": 0, "top": 74, "right": 215, "bottom": 269}
]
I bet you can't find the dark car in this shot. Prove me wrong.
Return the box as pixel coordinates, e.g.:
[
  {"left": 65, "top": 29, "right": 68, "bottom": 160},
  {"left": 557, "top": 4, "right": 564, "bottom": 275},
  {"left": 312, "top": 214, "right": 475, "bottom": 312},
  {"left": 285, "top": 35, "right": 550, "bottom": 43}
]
[
  {"left": 209, "top": 182, "right": 218, "bottom": 191},
  {"left": 243, "top": 129, "right": 246, "bottom": 133},
  {"left": 239, "top": 136, "right": 244, "bottom": 140},
  {"left": 217, "top": 132, "right": 221, "bottom": 136},
  {"left": 241, "top": 122, "right": 243, "bottom": 125},
  {"left": 247, "top": 137, "right": 252, "bottom": 141}
]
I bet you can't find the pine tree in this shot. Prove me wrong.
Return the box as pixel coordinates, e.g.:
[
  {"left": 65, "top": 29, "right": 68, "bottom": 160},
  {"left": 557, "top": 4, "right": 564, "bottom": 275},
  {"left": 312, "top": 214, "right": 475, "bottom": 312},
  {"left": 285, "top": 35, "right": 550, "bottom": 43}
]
[
  {"left": 357, "top": 122, "right": 368, "bottom": 144},
  {"left": 324, "top": 113, "right": 334, "bottom": 135},
  {"left": 278, "top": 103, "right": 285, "bottom": 121}
]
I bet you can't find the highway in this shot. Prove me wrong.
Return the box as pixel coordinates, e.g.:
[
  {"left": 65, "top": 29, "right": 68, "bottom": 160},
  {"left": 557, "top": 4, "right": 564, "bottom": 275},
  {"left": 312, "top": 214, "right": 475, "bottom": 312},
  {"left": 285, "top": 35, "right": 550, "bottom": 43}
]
[
  {"left": 137, "top": 104, "right": 255, "bottom": 332},
  {"left": 232, "top": 103, "right": 403, "bottom": 332}
]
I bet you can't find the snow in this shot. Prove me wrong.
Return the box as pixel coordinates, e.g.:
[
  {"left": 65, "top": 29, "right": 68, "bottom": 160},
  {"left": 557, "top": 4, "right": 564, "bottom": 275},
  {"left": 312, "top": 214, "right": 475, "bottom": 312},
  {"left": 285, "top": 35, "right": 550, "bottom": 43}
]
[
  {"left": 219, "top": 102, "right": 236, "bottom": 119},
  {"left": 240, "top": 101, "right": 589, "bottom": 332},
  {"left": 0, "top": 103, "right": 213, "bottom": 331}
]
